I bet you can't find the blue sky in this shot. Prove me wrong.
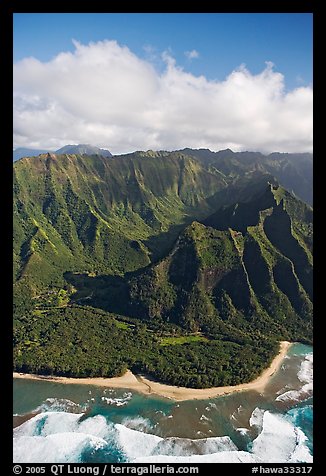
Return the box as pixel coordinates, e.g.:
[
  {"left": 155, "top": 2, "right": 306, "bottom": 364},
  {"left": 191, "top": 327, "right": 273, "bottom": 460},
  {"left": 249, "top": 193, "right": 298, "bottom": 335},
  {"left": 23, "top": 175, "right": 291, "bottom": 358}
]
[
  {"left": 14, "top": 13, "right": 312, "bottom": 90},
  {"left": 14, "top": 13, "right": 313, "bottom": 152}
]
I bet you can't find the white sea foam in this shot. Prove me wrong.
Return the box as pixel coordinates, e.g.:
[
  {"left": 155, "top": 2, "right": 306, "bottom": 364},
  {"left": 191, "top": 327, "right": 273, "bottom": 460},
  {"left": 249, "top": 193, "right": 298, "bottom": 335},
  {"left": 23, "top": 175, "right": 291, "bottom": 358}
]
[
  {"left": 115, "top": 424, "right": 162, "bottom": 460},
  {"left": 249, "top": 408, "right": 265, "bottom": 429},
  {"left": 117, "top": 423, "right": 239, "bottom": 461},
  {"left": 287, "top": 404, "right": 312, "bottom": 423},
  {"left": 36, "top": 398, "right": 80, "bottom": 413},
  {"left": 276, "top": 384, "right": 291, "bottom": 395},
  {"left": 231, "top": 405, "right": 245, "bottom": 423},
  {"left": 200, "top": 414, "right": 210, "bottom": 422},
  {"left": 121, "top": 416, "right": 152, "bottom": 432},
  {"left": 298, "top": 354, "right": 313, "bottom": 383},
  {"left": 251, "top": 411, "right": 312, "bottom": 463},
  {"left": 192, "top": 436, "right": 237, "bottom": 454},
  {"left": 101, "top": 397, "right": 128, "bottom": 406},
  {"left": 133, "top": 451, "right": 259, "bottom": 463},
  {"left": 132, "top": 410, "right": 312, "bottom": 463},
  {"left": 288, "top": 428, "right": 313, "bottom": 463},
  {"left": 77, "top": 415, "right": 113, "bottom": 440},
  {"left": 13, "top": 405, "right": 312, "bottom": 464},
  {"left": 100, "top": 390, "right": 132, "bottom": 407},
  {"left": 13, "top": 432, "right": 107, "bottom": 463},
  {"left": 13, "top": 413, "right": 109, "bottom": 463},
  {"left": 14, "top": 412, "right": 112, "bottom": 441},
  {"left": 275, "top": 390, "right": 304, "bottom": 402},
  {"left": 276, "top": 353, "right": 313, "bottom": 402},
  {"left": 236, "top": 428, "right": 250, "bottom": 435},
  {"left": 13, "top": 412, "right": 83, "bottom": 438}
]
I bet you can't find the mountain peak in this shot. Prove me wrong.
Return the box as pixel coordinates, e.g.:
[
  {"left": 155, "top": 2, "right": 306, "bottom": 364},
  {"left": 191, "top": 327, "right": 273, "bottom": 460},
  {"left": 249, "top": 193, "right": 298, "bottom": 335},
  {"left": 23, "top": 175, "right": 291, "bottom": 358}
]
[
  {"left": 13, "top": 143, "right": 112, "bottom": 161},
  {"left": 55, "top": 144, "right": 112, "bottom": 157}
]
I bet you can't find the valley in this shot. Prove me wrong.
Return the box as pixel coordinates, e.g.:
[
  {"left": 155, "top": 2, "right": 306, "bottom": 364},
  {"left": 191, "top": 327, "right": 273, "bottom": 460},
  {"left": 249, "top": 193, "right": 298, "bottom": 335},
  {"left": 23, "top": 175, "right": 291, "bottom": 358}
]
[{"left": 13, "top": 149, "right": 313, "bottom": 389}]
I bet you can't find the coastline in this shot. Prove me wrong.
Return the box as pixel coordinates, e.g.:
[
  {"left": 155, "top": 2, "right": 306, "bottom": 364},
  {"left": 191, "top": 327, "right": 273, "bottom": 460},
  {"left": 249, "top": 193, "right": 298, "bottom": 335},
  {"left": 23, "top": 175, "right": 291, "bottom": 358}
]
[{"left": 13, "top": 341, "right": 292, "bottom": 402}]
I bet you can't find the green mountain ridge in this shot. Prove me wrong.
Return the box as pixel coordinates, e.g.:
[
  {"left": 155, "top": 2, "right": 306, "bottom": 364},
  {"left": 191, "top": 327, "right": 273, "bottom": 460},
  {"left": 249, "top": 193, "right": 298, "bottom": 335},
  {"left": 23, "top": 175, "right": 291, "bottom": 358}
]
[
  {"left": 13, "top": 150, "right": 313, "bottom": 388},
  {"left": 13, "top": 151, "right": 232, "bottom": 290},
  {"left": 101, "top": 184, "right": 312, "bottom": 342},
  {"left": 181, "top": 148, "right": 313, "bottom": 205}
]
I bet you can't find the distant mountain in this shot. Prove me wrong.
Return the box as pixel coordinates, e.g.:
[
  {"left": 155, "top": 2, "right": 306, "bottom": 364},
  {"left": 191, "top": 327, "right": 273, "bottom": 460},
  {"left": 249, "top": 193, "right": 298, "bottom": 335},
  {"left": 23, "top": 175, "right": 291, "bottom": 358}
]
[
  {"left": 13, "top": 144, "right": 112, "bottom": 162},
  {"left": 13, "top": 146, "right": 312, "bottom": 205},
  {"left": 13, "top": 147, "right": 50, "bottom": 162},
  {"left": 55, "top": 144, "right": 112, "bottom": 157},
  {"left": 180, "top": 148, "right": 313, "bottom": 205}
]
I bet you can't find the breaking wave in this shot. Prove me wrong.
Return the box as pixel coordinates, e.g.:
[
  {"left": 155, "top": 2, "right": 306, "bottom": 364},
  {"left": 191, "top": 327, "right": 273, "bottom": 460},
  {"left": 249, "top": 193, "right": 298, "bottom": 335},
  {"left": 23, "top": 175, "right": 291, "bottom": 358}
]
[
  {"left": 13, "top": 407, "right": 312, "bottom": 463},
  {"left": 276, "top": 353, "right": 313, "bottom": 403}
]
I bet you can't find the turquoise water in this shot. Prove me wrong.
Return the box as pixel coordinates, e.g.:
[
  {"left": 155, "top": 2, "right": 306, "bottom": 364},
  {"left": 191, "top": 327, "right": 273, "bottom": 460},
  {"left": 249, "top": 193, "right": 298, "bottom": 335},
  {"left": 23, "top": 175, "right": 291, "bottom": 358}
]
[{"left": 13, "top": 344, "right": 313, "bottom": 463}]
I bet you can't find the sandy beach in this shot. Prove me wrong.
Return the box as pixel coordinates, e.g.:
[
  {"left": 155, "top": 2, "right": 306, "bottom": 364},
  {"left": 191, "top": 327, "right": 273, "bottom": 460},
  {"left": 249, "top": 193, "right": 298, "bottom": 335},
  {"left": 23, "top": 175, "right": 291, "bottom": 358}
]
[{"left": 13, "top": 341, "right": 291, "bottom": 401}]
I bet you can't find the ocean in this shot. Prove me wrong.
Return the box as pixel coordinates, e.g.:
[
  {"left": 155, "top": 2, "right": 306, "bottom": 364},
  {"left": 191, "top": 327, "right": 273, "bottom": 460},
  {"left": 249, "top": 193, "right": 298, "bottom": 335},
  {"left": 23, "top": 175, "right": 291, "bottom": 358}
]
[{"left": 13, "top": 343, "right": 313, "bottom": 463}]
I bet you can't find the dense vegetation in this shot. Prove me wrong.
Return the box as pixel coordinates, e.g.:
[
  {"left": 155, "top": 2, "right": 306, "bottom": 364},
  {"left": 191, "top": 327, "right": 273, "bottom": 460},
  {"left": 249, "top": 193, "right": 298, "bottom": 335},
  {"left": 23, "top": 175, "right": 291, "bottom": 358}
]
[
  {"left": 13, "top": 305, "right": 279, "bottom": 388},
  {"left": 13, "top": 151, "right": 230, "bottom": 288},
  {"left": 13, "top": 150, "right": 313, "bottom": 388},
  {"left": 181, "top": 148, "right": 313, "bottom": 206},
  {"left": 87, "top": 184, "right": 312, "bottom": 342}
]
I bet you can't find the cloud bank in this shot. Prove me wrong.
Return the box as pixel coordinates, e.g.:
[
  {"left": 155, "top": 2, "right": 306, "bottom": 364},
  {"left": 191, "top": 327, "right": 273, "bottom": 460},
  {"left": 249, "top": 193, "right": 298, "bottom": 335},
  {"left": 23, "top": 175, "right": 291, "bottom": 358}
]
[{"left": 13, "top": 40, "right": 313, "bottom": 154}]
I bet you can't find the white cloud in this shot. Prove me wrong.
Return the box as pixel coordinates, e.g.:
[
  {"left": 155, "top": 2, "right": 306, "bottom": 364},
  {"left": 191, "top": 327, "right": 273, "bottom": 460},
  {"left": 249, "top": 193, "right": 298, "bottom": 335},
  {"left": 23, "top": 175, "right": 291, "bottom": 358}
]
[
  {"left": 185, "top": 49, "right": 199, "bottom": 60},
  {"left": 143, "top": 44, "right": 158, "bottom": 62},
  {"left": 13, "top": 39, "right": 313, "bottom": 154}
]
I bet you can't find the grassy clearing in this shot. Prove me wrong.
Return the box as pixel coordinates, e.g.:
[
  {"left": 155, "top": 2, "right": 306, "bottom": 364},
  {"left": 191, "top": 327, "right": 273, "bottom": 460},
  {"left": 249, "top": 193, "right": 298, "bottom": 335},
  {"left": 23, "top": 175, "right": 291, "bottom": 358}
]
[
  {"left": 160, "top": 335, "right": 208, "bottom": 346},
  {"left": 115, "top": 321, "right": 132, "bottom": 330}
]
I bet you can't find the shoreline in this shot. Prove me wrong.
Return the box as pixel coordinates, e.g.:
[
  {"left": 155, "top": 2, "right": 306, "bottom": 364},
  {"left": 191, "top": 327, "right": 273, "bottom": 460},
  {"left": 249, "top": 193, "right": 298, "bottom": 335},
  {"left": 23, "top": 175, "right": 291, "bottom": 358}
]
[{"left": 13, "top": 341, "right": 292, "bottom": 401}]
